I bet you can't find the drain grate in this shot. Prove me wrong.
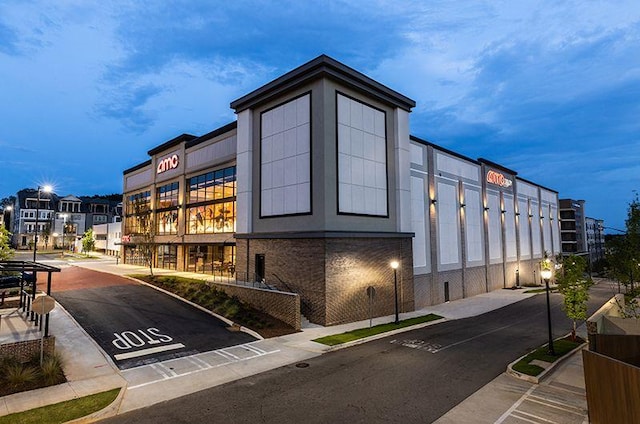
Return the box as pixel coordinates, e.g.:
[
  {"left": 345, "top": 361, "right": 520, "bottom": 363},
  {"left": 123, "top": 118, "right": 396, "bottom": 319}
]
[{"left": 295, "top": 362, "right": 310, "bottom": 368}]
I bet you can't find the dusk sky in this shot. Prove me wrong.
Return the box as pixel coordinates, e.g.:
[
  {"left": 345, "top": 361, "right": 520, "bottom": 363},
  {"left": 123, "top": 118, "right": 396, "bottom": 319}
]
[{"left": 1, "top": 1, "right": 638, "bottom": 231}]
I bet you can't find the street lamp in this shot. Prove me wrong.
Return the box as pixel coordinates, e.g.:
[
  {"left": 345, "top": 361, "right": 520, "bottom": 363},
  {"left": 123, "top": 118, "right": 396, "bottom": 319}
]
[
  {"left": 60, "top": 213, "right": 68, "bottom": 252},
  {"left": 33, "top": 185, "right": 52, "bottom": 261},
  {"left": 390, "top": 260, "right": 400, "bottom": 324},
  {"left": 541, "top": 264, "right": 555, "bottom": 356}
]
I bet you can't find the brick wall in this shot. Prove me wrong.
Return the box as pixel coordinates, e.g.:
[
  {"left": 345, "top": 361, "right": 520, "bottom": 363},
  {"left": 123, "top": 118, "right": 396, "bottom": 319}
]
[
  {"left": 465, "top": 266, "right": 487, "bottom": 297},
  {"left": 211, "top": 282, "right": 301, "bottom": 331},
  {"left": 237, "top": 236, "right": 414, "bottom": 326},
  {"left": 488, "top": 264, "right": 504, "bottom": 291},
  {"left": 0, "top": 337, "right": 55, "bottom": 363}
]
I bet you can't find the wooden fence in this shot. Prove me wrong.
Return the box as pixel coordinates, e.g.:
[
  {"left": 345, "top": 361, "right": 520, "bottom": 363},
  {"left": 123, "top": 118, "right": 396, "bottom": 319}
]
[{"left": 583, "top": 349, "right": 640, "bottom": 424}]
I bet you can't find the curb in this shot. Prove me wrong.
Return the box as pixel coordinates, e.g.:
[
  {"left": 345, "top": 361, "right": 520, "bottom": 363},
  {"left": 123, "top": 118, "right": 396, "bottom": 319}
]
[
  {"left": 506, "top": 339, "right": 586, "bottom": 384},
  {"left": 318, "top": 317, "right": 447, "bottom": 352},
  {"left": 65, "top": 386, "right": 127, "bottom": 424}
]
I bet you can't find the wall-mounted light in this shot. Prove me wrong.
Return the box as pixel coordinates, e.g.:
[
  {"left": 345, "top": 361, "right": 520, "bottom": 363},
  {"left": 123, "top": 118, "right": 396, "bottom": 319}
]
[
  {"left": 501, "top": 210, "right": 506, "bottom": 214},
  {"left": 529, "top": 214, "right": 534, "bottom": 218},
  {"left": 431, "top": 199, "right": 437, "bottom": 205},
  {"left": 484, "top": 207, "right": 490, "bottom": 211},
  {"left": 460, "top": 203, "right": 466, "bottom": 208},
  {"left": 515, "top": 212, "right": 520, "bottom": 216},
  {"left": 550, "top": 217, "right": 554, "bottom": 221}
]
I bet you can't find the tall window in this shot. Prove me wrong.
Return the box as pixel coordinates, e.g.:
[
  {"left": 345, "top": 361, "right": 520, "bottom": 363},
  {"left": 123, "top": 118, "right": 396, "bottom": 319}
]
[
  {"left": 187, "top": 166, "right": 236, "bottom": 234},
  {"left": 125, "top": 190, "right": 151, "bottom": 234},
  {"left": 156, "top": 182, "right": 179, "bottom": 235}
]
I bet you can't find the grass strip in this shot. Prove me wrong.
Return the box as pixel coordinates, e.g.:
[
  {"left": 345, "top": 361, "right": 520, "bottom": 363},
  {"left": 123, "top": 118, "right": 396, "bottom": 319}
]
[
  {"left": 0, "top": 388, "right": 120, "bottom": 424},
  {"left": 313, "top": 314, "right": 443, "bottom": 346},
  {"left": 512, "top": 338, "right": 583, "bottom": 376}
]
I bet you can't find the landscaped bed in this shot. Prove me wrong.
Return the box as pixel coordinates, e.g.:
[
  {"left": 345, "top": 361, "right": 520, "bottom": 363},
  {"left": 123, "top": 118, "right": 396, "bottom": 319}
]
[
  {"left": 0, "top": 352, "right": 66, "bottom": 397},
  {"left": 511, "top": 336, "right": 584, "bottom": 376},
  {"left": 313, "top": 314, "right": 444, "bottom": 346},
  {"left": 131, "top": 274, "right": 297, "bottom": 338}
]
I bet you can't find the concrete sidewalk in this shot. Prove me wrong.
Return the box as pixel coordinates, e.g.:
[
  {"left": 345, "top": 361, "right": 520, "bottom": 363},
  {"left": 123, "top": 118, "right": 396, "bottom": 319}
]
[{"left": 0, "top": 255, "right": 590, "bottom": 422}]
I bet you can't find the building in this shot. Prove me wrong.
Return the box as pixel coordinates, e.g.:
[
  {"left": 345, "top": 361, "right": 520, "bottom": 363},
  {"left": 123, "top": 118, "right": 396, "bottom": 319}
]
[
  {"left": 93, "top": 221, "right": 122, "bottom": 256},
  {"left": 123, "top": 55, "right": 561, "bottom": 326},
  {"left": 559, "top": 199, "right": 587, "bottom": 255},
  {"left": 585, "top": 216, "right": 605, "bottom": 264},
  {"left": 11, "top": 189, "right": 121, "bottom": 250}
]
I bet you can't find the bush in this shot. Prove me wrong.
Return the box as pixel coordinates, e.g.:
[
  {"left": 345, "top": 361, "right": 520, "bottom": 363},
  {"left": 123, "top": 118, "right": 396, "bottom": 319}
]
[
  {"left": 5, "top": 362, "right": 39, "bottom": 387},
  {"left": 41, "top": 353, "right": 65, "bottom": 385}
]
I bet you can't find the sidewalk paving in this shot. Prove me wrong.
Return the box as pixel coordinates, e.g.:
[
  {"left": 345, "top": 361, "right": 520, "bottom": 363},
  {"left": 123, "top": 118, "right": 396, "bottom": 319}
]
[{"left": 0, "top": 255, "right": 590, "bottom": 422}]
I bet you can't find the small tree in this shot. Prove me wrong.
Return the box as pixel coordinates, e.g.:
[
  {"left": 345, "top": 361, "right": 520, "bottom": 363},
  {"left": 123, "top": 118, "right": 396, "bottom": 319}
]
[
  {"left": 81, "top": 228, "right": 95, "bottom": 253},
  {"left": 0, "top": 227, "right": 14, "bottom": 261},
  {"left": 556, "top": 254, "right": 591, "bottom": 341}
]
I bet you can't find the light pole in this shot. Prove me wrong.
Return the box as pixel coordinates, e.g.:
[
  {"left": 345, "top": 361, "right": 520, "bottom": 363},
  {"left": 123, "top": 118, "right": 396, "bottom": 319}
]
[
  {"left": 33, "top": 185, "right": 52, "bottom": 262},
  {"left": 60, "top": 213, "right": 68, "bottom": 253},
  {"left": 541, "top": 264, "right": 555, "bottom": 355},
  {"left": 390, "top": 260, "right": 399, "bottom": 324}
]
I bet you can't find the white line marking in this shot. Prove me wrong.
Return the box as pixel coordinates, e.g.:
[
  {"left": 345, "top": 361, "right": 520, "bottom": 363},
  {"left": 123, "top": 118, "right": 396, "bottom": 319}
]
[
  {"left": 218, "top": 349, "right": 240, "bottom": 360},
  {"left": 242, "top": 343, "right": 267, "bottom": 355},
  {"left": 509, "top": 411, "right": 546, "bottom": 424},
  {"left": 114, "top": 343, "right": 185, "bottom": 360},
  {"left": 435, "top": 323, "right": 515, "bottom": 353},
  {"left": 149, "top": 364, "right": 172, "bottom": 379},
  {"left": 495, "top": 385, "right": 536, "bottom": 424},
  {"left": 155, "top": 363, "right": 179, "bottom": 377},
  {"left": 511, "top": 409, "right": 556, "bottom": 423},
  {"left": 187, "top": 356, "right": 211, "bottom": 370},
  {"left": 128, "top": 348, "right": 281, "bottom": 390},
  {"left": 526, "top": 395, "right": 585, "bottom": 415}
]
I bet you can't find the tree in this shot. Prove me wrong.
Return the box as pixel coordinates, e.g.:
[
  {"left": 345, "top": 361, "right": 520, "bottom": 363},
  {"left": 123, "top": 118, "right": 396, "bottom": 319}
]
[
  {"left": 81, "top": 228, "right": 95, "bottom": 253},
  {"left": 606, "top": 194, "right": 640, "bottom": 295},
  {"left": 556, "top": 255, "right": 591, "bottom": 341},
  {"left": 0, "top": 226, "right": 14, "bottom": 261}
]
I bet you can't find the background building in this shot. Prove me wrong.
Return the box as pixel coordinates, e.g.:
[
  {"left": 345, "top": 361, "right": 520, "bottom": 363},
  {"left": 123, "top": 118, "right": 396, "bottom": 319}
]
[{"left": 123, "top": 55, "right": 562, "bottom": 326}]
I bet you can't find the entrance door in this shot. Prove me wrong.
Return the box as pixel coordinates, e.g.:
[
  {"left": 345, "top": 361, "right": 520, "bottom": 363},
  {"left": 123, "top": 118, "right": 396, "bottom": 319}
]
[{"left": 255, "top": 254, "right": 265, "bottom": 282}]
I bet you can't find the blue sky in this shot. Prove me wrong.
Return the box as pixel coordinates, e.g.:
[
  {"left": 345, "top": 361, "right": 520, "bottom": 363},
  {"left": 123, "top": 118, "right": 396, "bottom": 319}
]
[{"left": 0, "top": 1, "right": 638, "bottom": 231}]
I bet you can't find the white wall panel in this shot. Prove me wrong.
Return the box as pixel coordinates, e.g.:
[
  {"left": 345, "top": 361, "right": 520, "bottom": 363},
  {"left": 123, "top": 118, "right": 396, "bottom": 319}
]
[
  {"left": 464, "top": 187, "right": 484, "bottom": 264},
  {"left": 518, "top": 198, "right": 531, "bottom": 259},
  {"left": 487, "top": 191, "right": 502, "bottom": 262},
  {"left": 542, "top": 204, "right": 552, "bottom": 254},
  {"left": 436, "top": 153, "right": 479, "bottom": 182},
  {"left": 531, "top": 201, "right": 542, "bottom": 256},
  {"left": 337, "top": 94, "right": 387, "bottom": 216},
  {"left": 261, "top": 94, "right": 311, "bottom": 217},
  {"left": 411, "top": 175, "right": 430, "bottom": 271},
  {"left": 504, "top": 194, "right": 517, "bottom": 261},
  {"left": 437, "top": 181, "right": 460, "bottom": 267}
]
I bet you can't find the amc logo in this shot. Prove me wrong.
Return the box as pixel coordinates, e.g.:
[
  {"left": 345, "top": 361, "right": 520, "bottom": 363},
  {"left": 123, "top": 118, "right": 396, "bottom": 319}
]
[
  {"left": 157, "top": 154, "right": 179, "bottom": 174},
  {"left": 486, "top": 170, "right": 513, "bottom": 188}
]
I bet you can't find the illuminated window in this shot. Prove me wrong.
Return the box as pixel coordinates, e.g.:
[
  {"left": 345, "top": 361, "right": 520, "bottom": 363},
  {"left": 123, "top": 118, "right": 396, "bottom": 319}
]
[{"left": 187, "top": 166, "right": 236, "bottom": 234}]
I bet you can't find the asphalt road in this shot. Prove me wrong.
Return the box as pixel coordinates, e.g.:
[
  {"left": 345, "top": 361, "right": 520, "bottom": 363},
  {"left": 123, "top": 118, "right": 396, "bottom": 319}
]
[
  {"left": 51, "top": 266, "right": 256, "bottom": 369},
  {"left": 102, "top": 282, "right": 611, "bottom": 424}
]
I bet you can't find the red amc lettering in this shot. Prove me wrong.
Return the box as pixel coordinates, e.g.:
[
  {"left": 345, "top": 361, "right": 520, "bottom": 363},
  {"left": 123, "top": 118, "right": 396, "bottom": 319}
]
[
  {"left": 157, "top": 154, "right": 179, "bottom": 174},
  {"left": 486, "top": 170, "right": 512, "bottom": 188}
]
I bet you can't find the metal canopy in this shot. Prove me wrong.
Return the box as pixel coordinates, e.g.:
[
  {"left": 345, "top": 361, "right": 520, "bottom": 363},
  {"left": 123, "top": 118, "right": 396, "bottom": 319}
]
[{"left": 0, "top": 260, "right": 61, "bottom": 273}]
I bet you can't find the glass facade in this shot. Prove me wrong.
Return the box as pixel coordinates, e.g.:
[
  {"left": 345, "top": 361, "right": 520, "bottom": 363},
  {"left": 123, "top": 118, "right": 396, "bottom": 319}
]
[
  {"left": 157, "top": 244, "right": 178, "bottom": 269},
  {"left": 186, "top": 244, "right": 236, "bottom": 276},
  {"left": 125, "top": 190, "right": 151, "bottom": 234},
  {"left": 187, "top": 166, "right": 236, "bottom": 234}
]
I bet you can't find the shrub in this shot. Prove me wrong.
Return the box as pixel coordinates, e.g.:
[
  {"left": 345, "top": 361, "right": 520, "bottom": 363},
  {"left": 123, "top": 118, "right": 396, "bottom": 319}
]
[
  {"left": 41, "top": 353, "right": 65, "bottom": 385},
  {"left": 5, "top": 362, "right": 39, "bottom": 387}
]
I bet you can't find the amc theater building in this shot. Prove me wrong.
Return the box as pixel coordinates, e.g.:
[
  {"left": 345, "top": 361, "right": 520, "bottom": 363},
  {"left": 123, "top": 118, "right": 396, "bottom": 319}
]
[{"left": 122, "top": 55, "right": 561, "bottom": 326}]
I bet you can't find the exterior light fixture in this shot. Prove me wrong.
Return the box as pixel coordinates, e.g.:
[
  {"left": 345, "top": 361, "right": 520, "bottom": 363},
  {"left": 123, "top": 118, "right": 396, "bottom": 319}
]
[
  {"left": 501, "top": 209, "right": 506, "bottom": 214},
  {"left": 460, "top": 203, "right": 466, "bottom": 208},
  {"left": 484, "top": 207, "right": 490, "bottom": 211},
  {"left": 515, "top": 212, "right": 520, "bottom": 216},
  {"left": 431, "top": 199, "right": 437, "bottom": 205},
  {"left": 540, "top": 264, "right": 555, "bottom": 356},
  {"left": 33, "top": 185, "right": 53, "bottom": 261},
  {"left": 390, "top": 260, "right": 400, "bottom": 324}
]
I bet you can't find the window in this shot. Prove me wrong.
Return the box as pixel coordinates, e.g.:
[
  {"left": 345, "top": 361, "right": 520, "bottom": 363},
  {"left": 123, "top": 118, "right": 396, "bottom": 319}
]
[
  {"left": 125, "top": 190, "right": 151, "bottom": 234},
  {"left": 156, "top": 182, "right": 179, "bottom": 209},
  {"left": 187, "top": 166, "right": 236, "bottom": 234}
]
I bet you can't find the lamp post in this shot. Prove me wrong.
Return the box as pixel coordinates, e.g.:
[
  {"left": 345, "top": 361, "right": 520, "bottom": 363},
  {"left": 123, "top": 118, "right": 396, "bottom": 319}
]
[
  {"left": 33, "top": 185, "right": 52, "bottom": 262},
  {"left": 541, "top": 265, "right": 555, "bottom": 355},
  {"left": 390, "top": 260, "right": 399, "bottom": 324},
  {"left": 60, "top": 213, "right": 68, "bottom": 253}
]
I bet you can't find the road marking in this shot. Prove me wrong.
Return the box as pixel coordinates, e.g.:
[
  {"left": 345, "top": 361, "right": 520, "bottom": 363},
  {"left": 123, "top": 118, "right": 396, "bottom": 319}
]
[
  {"left": 511, "top": 409, "right": 555, "bottom": 423},
  {"left": 114, "top": 343, "right": 185, "bottom": 360},
  {"left": 126, "top": 343, "right": 280, "bottom": 390},
  {"left": 527, "top": 395, "right": 585, "bottom": 415},
  {"left": 434, "top": 323, "right": 516, "bottom": 353},
  {"left": 494, "top": 385, "right": 536, "bottom": 424}
]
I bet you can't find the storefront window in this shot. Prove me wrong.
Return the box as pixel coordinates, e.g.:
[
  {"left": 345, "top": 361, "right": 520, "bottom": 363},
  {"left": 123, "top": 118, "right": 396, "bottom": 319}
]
[
  {"left": 187, "top": 166, "right": 236, "bottom": 234},
  {"left": 186, "top": 244, "right": 236, "bottom": 276},
  {"left": 157, "top": 182, "right": 179, "bottom": 209},
  {"left": 157, "top": 210, "right": 178, "bottom": 234},
  {"left": 157, "top": 245, "right": 177, "bottom": 270}
]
